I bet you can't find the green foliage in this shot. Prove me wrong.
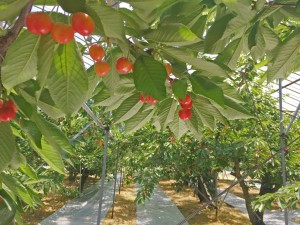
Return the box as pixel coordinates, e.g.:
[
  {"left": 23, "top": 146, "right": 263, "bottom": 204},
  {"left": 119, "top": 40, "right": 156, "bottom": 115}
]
[{"left": 1, "top": 0, "right": 300, "bottom": 223}]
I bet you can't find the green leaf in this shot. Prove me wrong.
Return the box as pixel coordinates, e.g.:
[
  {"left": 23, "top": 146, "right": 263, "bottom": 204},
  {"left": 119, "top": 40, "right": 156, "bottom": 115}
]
[
  {"left": 0, "top": 123, "right": 17, "bottom": 172},
  {"left": 86, "top": 3, "right": 124, "bottom": 40},
  {"left": 168, "top": 109, "right": 189, "bottom": 139},
  {"left": 133, "top": 55, "right": 167, "bottom": 101},
  {"left": 0, "top": 173, "right": 33, "bottom": 206},
  {"left": 192, "top": 94, "right": 227, "bottom": 129},
  {"left": 19, "top": 164, "right": 38, "bottom": 180},
  {"left": 122, "top": 0, "right": 166, "bottom": 24},
  {"left": 38, "top": 89, "right": 65, "bottom": 119},
  {"left": 124, "top": 104, "right": 156, "bottom": 133},
  {"left": 37, "top": 35, "right": 56, "bottom": 93},
  {"left": 184, "top": 107, "right": 203, "bottom": 141},
  {"left": 163, "top": 47, "right": 228, "bottom": 77},
  {"left": 216, "top": 38, "right": 244, "bottom": 69},
  {"left": 145, "top": 23, "right": 200, "bottom": 46},
  {"left": 156, "top": 98, "right": 178, "bottom": 130},
  {"left": 261, "top": 25, "right": 281, "bottom": 57},
  {"left": 29, "top": 137, "right": 65, "bottom": 174},
  {"left": 32, "top": 113, "right": 75, "bottom": 156},
  {"left": 212, "top": 96, "right": 252, "bottom": 120},
  {"left": 172, "top": 79, "right": 188, "bottom": 99},
  {"left": 86, "top": 66, "right": 101, "bottom": 100},
  {"left": 0, "top": 204, "right": 15, "bottom": 225},
  {"left": 48, "top": 41, "right": 88, "bottom": 115},
  {"left": 119, "top": 8, "right": 149, "bottom": 31},
  {"left": 115, "top": 75, "right": 135, "bottom": 95},
  {"left": 20, "top": 120, "right": 42, "bottom": 149},
  {"left": 204, "top": 13, "right": 235, "bottom": 53},
  {"left": 114, "top": 93, "right": 144, "bottom": 123},
  {"left": 267, "top": 28, "right": 300, "bottom": 82},
  {"left": 2, "top": 31, "right": 39, "bottom": 91},
  {"left": 190, "top": 72, "right": 225, "bottom": 106},
  {"left": 0, "top": 0, "right": 29, "bottom": 21},
  {"left": 102, "top": 47, "right": 122, "bottom": 94}
]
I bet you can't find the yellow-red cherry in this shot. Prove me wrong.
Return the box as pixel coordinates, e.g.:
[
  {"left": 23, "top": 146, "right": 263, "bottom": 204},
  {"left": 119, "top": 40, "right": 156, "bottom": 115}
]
[
  {"left": 89, "top": 44, "right": 105, "bottom": 61},
  {"left": 26, "top": 12, "right": 53, "bottom": 35},
  {"left": 72, "top": 12, "right": 95, "bottom": 36},
  {"left": 164, "top": 63, "right": 172, "bottom": 76},
  {"left": 116, "top": 57, "right": 133, "bottom": 74},
  {"left": 51, "top": 23, "right": 74, "bottom": 44},
  {"left": 95, "top": 61, "right": 110, "bottom": 76},
  {"left": 178, "top": 108, "right": 192, "bottom": 121}
]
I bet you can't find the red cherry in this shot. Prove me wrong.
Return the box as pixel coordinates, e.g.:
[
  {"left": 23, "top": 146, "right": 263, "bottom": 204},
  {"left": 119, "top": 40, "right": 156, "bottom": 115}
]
[
  {"left": 164, "top": 63, "right": 172, "bottom": 76},
  {"left": 116, "top": 57, "right": 134, "bottom": 74},
  {"left": 179, "top": 94, "right": 192, "bottom": 106},
  {"left": 178, "top": 108, "right": 192, "bottom": 120},
  {"left": 26, "top": 12, "right": 53, "bottom": 35},
  {"left": 51, "top": 23, "right": 74, "bottom": 44},
  {"left": 0, "top": 99, "right": 3, "bottom": 108},
  {"left": 89, "top": 44, "right": 105, "bottom": 61},
  {"left": 94, "top": 61, "right": 110, "bottom": 76},
  {"left": 0, "top": 107, "right": 16, "bottom": 122},
  {"left": 170, "top": 137, "right": 175, "bottom": 143},
  {"left": 146, "top": 96, "right": 158, "bottom": 104},
  {"left": 139, "top": 94, "right": 147, "bottom": 103},
  {"left": 3, "top": 100, "right": 18, "bottom": 112},
  {"left": 180, "top": 100, "right": 192, "bottom": 109},
  {"left": 72, "top": 12, "right": 95, "bottom": 36}
]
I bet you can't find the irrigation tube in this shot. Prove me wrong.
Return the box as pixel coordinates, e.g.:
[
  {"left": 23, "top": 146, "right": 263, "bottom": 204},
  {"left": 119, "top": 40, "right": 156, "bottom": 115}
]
[
  {"left": 279, "top": 79, "right": 289, "bottom": 225},
  {"left": 96, "top": 127, "right": 109, "bottom": 225}
]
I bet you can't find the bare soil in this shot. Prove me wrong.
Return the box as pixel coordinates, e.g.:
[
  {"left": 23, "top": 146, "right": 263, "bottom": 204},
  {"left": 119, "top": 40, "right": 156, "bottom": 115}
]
[
  {"left": 217, "top": 179, "right": 259, "bottom": 199},
  {"left": 159, "top": 180, "right": 251, "bottom": 225},
  {"left": 101, "top": 184, "right": 136, "bottom": 225}
]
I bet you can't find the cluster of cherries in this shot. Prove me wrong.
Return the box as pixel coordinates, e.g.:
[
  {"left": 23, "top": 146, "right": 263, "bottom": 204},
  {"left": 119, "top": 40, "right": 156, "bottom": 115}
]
[
  {"left": 138, "top": 63, "right": 192, "bottom": 121},
  {"left": 0, "top": 100, "right": 18, "bottom": 122},
  {"left": 26, "top": 11, "right": 95, "bottom": 44},
  {"left": 25, "top": 11, "right": 192, "bottom": 121},
  {"left": 89, "top": 42, "right": 134, "bottom": 77}
]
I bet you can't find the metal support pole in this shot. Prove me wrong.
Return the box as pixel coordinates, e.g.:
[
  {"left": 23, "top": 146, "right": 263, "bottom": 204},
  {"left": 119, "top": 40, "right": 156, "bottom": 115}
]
[
  {"left": 96, "top": 127, "right": 109, "bottom": 225},
  {"left": 119, "top": 167, "right": 122, "bottom": 194},
  {"left": 79, "top": 160, "right": 82, "bottom": 193},
  {"left": 279, "top": 79, "right": 289, "bottom": 225},
  {"left": 111, "top": 142, "right": 120, "bottom": 218}
]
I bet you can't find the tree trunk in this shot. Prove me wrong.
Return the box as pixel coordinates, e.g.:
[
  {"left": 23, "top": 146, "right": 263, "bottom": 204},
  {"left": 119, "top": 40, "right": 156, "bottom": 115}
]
[
  {"left": 196, "top": 176, "right": 211, "bottom": 202},
  {"left": 80, "top": 168, "right": 90, "bottom": 191},
  {"left": 68, "top": 171, "right": 77, "bottom": 182},
  {"left": 234, "top": 161, "right": 266, "bottom": 225}
]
